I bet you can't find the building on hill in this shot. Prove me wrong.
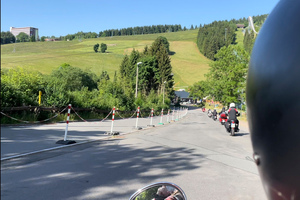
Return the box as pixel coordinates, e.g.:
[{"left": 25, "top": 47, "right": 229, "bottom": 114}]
[
  {"left": 10, "top": 27, "right": 39, "bottom": 41},
  {"left": 236, "top": 24, "right": 245, "bottom": 29},
  {"left": 174, "top": 90, "right": 196, "bottom": 104}
]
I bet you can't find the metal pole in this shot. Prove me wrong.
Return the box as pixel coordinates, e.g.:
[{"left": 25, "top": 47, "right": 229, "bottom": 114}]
[
  {"left": 135, "top": 62, "right": 142, "bottom": 98},
  {"left": 64, "top": 104, "right": 72, "bottom": 141},
  {"left": 135, "top": 66, "right": 138, "bottom": 98}
]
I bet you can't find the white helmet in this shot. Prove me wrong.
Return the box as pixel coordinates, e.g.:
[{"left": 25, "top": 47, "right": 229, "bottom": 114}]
[{"left": 230, "top": 103, "right": 235, "bottom": 108}]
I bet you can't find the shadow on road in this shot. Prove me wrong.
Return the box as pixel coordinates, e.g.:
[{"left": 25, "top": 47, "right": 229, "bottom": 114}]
[
  {"left": 1, "top": 135, "right": 204, "bottom": 200},
  {"left": 234, "top": 132, "right": 250, "bottom": 137}
]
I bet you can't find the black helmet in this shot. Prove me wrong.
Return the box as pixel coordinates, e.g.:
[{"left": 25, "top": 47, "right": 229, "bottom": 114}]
[{"left": 246, "top": 1, "right": 300, "bottom": 199}]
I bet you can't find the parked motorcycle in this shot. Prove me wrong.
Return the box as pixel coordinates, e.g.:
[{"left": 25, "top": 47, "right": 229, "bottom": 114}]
[{"left": 129, "top": 182, "right": 187, "bottom": 200}]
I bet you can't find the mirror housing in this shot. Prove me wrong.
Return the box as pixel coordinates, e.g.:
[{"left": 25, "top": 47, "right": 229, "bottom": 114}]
[{"left": 129, "top": 182, "right": 187, "bottom": 200}]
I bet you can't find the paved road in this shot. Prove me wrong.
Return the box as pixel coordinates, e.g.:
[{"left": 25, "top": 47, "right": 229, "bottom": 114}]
[
  {"left": 1, "top": 111, "right": 176, "bottom": 158},
  {"left": 1, "top": 108, "right": 266, "bottom": 200}
]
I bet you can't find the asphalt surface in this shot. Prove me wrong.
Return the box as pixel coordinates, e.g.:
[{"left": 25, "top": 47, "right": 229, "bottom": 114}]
[{"left": 1, "top": 108, "right": 266, "bottom": 200}]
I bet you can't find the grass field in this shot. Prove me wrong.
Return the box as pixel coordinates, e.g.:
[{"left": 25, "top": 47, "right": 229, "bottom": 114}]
[
  {"left": 1, "top": 30, "right": 211, "bottom": 88},
  {"left": 235, "top": 28, "right": 244, "bottom": 47}
]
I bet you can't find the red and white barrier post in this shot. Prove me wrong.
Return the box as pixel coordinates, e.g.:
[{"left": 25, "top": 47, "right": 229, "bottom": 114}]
[
  {"left": 167, "top": 109, "right": 170, "bottom": 123},
  {"left": 110, "top": 107, "right": 116, "bottom": 133},
  {"left": 64, "top": 104, "right": 72, "bottom": 141},
  {"left": 159, "top": 109, "right": 164, "bottom": 125},
  {"left": 172, "top": 109, "right": 175, "bottom": 122},
  {"left": 147, "top": 108, "right": 155, "bottom": 127},
  {"left": 135, "top": 106, "right": 142, "bottom": 129},
  {"left": 56, "top": 104, "right": 76, "bottom": 145},
  {"left": 150, "top": 108, "right": 154, "bottom": 126}
]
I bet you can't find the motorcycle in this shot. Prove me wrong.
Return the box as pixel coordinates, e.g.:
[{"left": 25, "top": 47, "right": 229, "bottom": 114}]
[
  {"left": 202, "top": 107, "right": 205, "bottom": 112},
  {"left": 225, "top": 113, "right": 240, "bottom": 136},
  {"left": 228, "top": 120, "right": 238, "bottom": 136},
  {"left": 129, "top": 182, "right": 187, "bottom": 200},
  {"left": 212, "top": 114, "right": 217, "bottom": 121},
  {"left": 207, "top": 109, "right": 212, "bottom": 118},
  {"left": 219, "top": 113, "right": 228, "bottom": 125}
]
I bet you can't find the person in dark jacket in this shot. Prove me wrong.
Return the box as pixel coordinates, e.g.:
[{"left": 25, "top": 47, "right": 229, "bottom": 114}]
[
  {"left": 226, "top": 103, "right": 239, "bottom": 130},
  {"left": 219, "top": 107, "right": 226, "bottom": 115}
]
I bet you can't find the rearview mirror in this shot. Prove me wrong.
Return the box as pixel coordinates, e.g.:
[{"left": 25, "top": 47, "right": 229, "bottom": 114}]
[{"left": 129, "top": 182, "right": 187, "bottom": 200}]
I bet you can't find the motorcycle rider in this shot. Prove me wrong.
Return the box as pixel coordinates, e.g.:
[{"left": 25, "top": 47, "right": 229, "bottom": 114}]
[
  {"left": 226, "top": 103, "right": 239, "bottom": 131},
  {"left": 212, "top": 109, "right": 218, "bottom": 120},
  {"left": 219, "top": 107, "right": 228, "bottom": 123},
  {"left": 246, "top": 0, "right": 300, "bottom": 199}
]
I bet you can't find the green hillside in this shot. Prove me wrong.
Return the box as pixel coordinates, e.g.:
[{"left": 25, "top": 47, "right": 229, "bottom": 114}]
[{"left": 1, "top": 30, "right": 211, "bottom": 88}]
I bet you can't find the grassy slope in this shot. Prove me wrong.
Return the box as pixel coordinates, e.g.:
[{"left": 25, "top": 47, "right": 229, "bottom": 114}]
[
  {"left": 235, "top": 28, "right": 244, "bottom": 47},
  {"left": 1, "top": 30, "right": 211, "bottom": 88}
]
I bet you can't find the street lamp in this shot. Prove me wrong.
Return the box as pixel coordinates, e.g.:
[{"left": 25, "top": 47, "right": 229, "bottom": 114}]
[
  {"left": 163, "top": 81, "right": 167, "bottom": 104},
  {"left": 135, "top": 62, "right": 143, "bottom": 98}
]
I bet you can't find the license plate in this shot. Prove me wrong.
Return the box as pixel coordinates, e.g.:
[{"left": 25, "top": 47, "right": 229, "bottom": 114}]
[
  {"left": 231, "top": 123, "right": 235, "bottom": 128},
  {"left": 222, "top": 119, "right": 225, "bottom": 122}
]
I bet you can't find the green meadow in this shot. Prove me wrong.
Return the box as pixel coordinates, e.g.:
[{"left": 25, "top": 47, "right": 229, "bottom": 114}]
[{"left": 1, "top": 29, "right": 243, "bottom": 88}]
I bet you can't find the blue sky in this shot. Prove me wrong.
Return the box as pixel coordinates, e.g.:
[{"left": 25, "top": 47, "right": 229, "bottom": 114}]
[{"left": 1, "top": 0, "right": 280, "bottom": 37}]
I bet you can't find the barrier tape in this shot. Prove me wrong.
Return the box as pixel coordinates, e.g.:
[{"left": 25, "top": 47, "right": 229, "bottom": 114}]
[
  {"left": 115, "top": 110, "right": 137, "bottom": 120},
  {"left": 71, "top": 107, "right": 88, "bottom": 122},
  {"left": 100, "top": 110, "right": 113, "bottom": 122},
  {"left": 0, "top": 106, "right": 68, "bottom": 124}
]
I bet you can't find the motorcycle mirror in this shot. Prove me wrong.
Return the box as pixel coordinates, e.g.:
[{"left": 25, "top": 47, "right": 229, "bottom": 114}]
[{"left": 129, "top": 182, "right": 187, "bottom": 200}]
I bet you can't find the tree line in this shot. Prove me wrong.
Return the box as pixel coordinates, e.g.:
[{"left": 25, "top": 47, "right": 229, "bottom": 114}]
[
  {"left": 196, "top": 14, "right": 268, "bottom": 60},
  {"left": 196, "top": 21, "right": 237, "bottom": 60},
  {"left": 190, "top": 15, "right": 268, "bottom": 107},
  {"left": 1, "top": 36, "right": 174, "bottom": 114},
  {"left": 1, "top": 31, "right": 36, "bottom": 44}
]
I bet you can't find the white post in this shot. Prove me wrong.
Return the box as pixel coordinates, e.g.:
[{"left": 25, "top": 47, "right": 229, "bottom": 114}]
[
  {"left": 64, "top": 104, "right": 72, "bottom": 141},
  {"left": 160, "top": 109, "right": 164, "bottom": 124},
  {"left": 172, "top": 109, "right": 175, "bottom": 121},
  {"left": 111, "top": 107, "right": 116, "bottom": 133},
  {"left": 150, "top": 108, "right": 154, "bottom": 126},
  {"left": 167, "top": 109, "right": 170, "bottom": 123},
  {"left": 135, "top": 106, "right": 140, "bottom": 128}
]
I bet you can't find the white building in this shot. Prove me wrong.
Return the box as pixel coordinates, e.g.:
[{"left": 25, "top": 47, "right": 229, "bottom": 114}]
[{"left": 10, "top": 27, "right": 39, "bottom": 41}]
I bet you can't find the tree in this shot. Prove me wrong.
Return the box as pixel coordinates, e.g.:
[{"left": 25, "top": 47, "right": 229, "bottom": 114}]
[
  {"left": 30, "top": 35, "right": 36, "bottom": 42},
  {"left": 41, "top": 36, "right": 46, "bottom": 42},
  {"left": 17, "top": 32, "right": 29, "bottom": 42},
  {"left": 100, "top": 43, "right": 107, "bottom": 53},
  {"left": 189, "top": 80, "right": 209, "bottom": 101},
  {"left": 94, "top": 43, "right": 99, "bottom": 52},
  {"left": 1, "top": 31, "right": 15, "bottom": 44},
  {"left": 205, "top": 45, "right": 249, "bottom": 105},
  {"left": 149, "top": 36, "right": 170, "bottom": 55}
]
